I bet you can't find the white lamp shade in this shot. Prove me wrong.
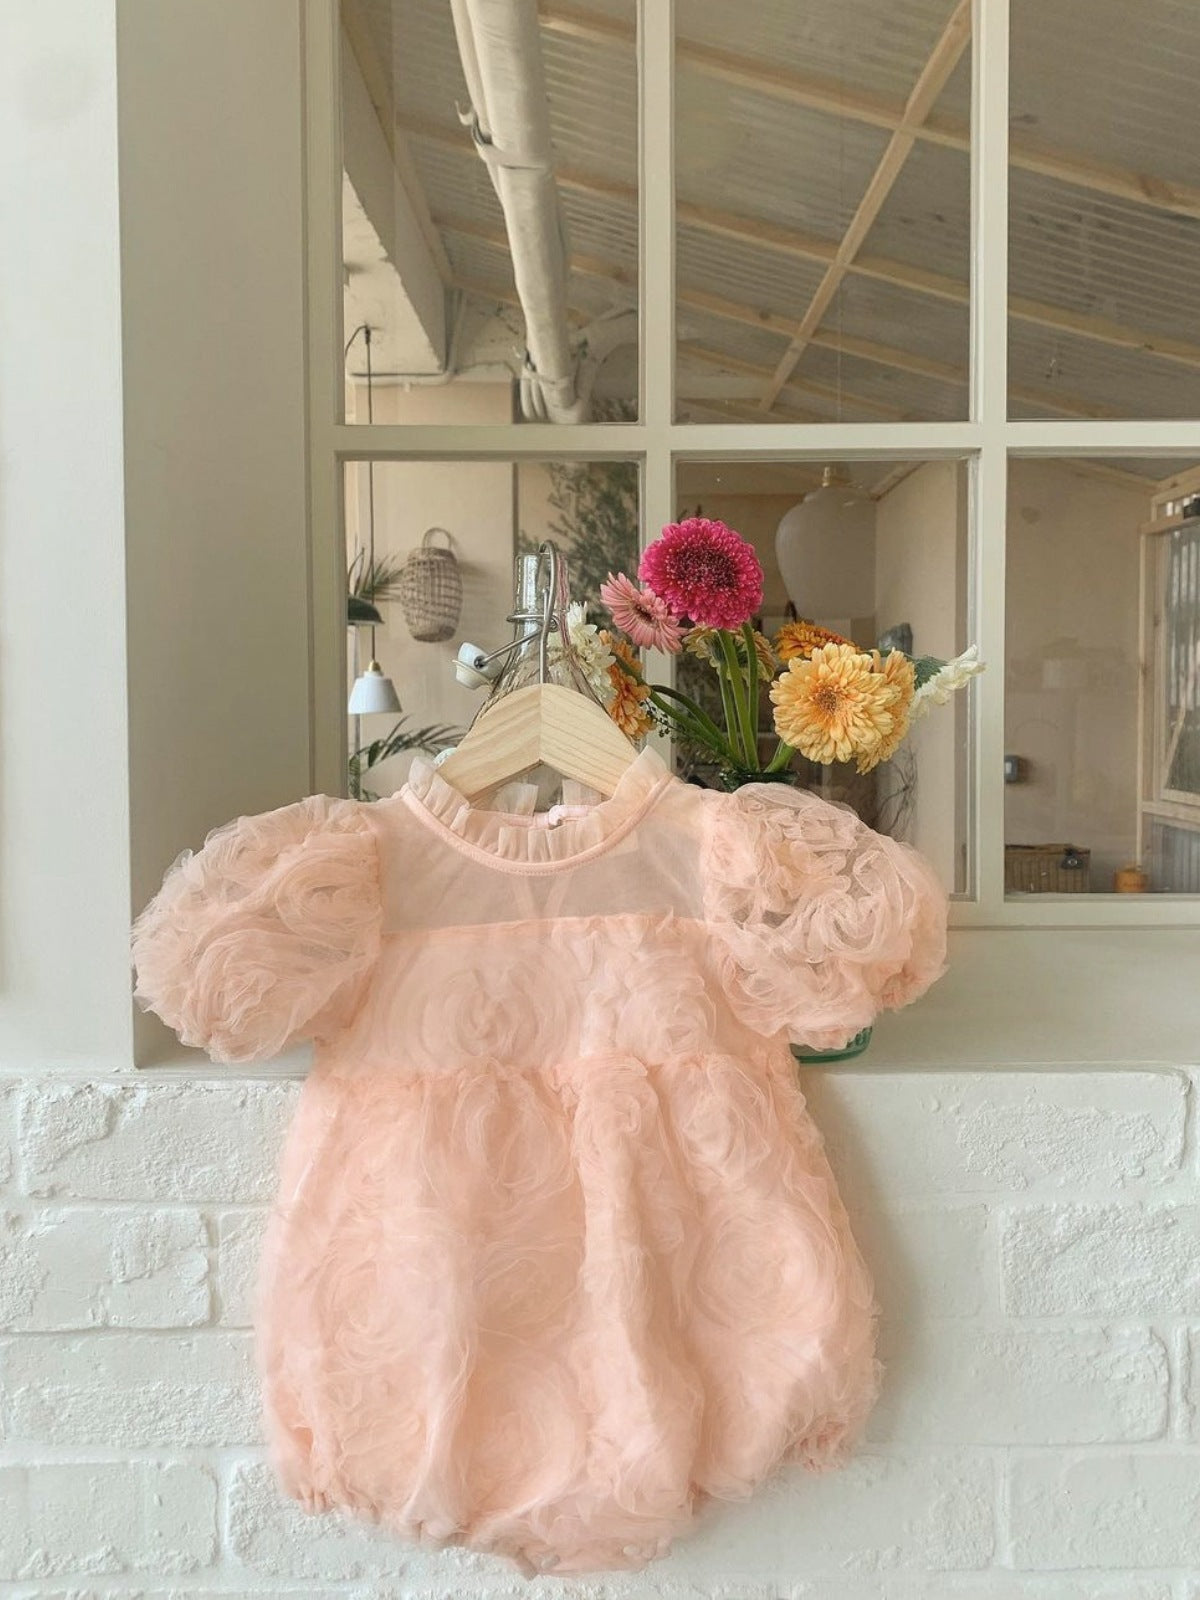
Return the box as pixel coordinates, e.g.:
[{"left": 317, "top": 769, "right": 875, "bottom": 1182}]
[
  {"left": 775, "top": 470, "right": 877, "bottom": 621},
  {"left": 348, "top": 660, "right": 402, "bottom": 715}
]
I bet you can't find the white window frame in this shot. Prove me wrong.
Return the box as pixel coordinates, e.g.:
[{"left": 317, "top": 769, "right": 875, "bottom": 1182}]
[{"left": 301, "top": 0, "right": 1200, "bottom": 930}]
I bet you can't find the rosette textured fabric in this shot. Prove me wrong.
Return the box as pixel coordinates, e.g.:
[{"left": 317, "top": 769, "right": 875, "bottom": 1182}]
[{"left": 130, "top": 746, "right": 948, "bottom": 1576}]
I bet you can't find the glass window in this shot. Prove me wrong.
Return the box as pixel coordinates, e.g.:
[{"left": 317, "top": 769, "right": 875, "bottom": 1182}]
[
  {"left": 674, "top": 0, "right": 971, "bottom": 424},
  {"left": 1008, "top": 0, "right": 1200, "bottom": 420},
  {"left": 339, "top": 0, "right": 639, "bottom": 423},
  {"left": 1005, "top": 456, "right": 1200, "bottom": 896},
  {"left": 309, "top": 0, "right": 1200, "bottom": 922}
]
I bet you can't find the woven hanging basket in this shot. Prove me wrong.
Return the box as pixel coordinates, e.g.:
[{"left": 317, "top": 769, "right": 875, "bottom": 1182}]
[{"left": 398, "top": 527, "right": 464, "bottom": 643}]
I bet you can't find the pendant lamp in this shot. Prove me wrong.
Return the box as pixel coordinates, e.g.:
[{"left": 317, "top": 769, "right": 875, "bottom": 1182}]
[
  {"left": 347, "top": 323, "right": 402, "bottom": 714},
  {"left": 774, "top": 465, "right": 876, "bottom": 623},
  {"left": 348, "top": 658, "right": 402, "bottom": 714}
]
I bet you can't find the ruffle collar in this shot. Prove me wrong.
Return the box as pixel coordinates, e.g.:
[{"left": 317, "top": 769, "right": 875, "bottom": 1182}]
[{"left": 399, "top": 743, "right": 673, "bottom": 871}]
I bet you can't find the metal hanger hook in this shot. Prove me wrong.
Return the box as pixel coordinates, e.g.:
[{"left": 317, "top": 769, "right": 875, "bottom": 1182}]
[{"left": 535, "top": 540, "right": 561, "bottom": 684}]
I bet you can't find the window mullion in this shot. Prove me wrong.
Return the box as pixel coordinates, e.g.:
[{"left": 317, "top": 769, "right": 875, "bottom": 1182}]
[
  {"left": 305, "top": 0, "right": 349, "bottom": 796},
  {"left": 639, "top": 0, "right": 677, "bottom": 706},
  {"left": 640, "top": 0, "right": 674, "bottom": 452},
  {"left": 971, "top": 0, "right": 1010, "bottom": 916}
]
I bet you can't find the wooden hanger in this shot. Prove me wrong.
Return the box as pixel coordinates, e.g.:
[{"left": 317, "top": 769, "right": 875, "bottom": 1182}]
[
  {"left": 436, "top": 542, "right": 639, "bottom": 802},
  {"left": 436, "top": 681, "right": 638, "bottom": 802}
]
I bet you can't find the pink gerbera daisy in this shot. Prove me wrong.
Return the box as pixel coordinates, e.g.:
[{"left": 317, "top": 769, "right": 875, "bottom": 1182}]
[
  {"left": 599, "top": 572, "right": 684, "bottom": 653},
  {"left": 639, "top": 518, "right": 763, "bottom": 630}
]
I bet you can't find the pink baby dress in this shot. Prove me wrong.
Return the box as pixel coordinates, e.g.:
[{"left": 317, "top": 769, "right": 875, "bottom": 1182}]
[{"left": 130, "top": 744, "right": 948, "bottom": 1576}]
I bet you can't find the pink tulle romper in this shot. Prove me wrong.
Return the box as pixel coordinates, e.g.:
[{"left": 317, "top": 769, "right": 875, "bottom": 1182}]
[{"left": 130, "top": 745, "right": 947, "bottom": 1576}]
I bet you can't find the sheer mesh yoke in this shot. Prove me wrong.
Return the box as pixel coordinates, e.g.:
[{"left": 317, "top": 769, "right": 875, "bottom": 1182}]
[{"left": 130, "top": 748, "right": 948, "bottom": 1576}]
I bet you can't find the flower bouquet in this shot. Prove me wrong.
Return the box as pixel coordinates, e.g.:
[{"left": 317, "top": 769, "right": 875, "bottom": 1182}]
[{"left": 568, "top": 516, "right": 983, "bottom": 787}]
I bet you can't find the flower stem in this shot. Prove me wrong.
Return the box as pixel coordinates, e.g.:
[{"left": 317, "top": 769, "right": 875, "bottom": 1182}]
[
  {"left": 650, "top": 684, "right": 728, "bottom": 747},
  {"left": 742, "top": 621, "right": 761, "bottom": 757},
  {"left": 718, "top": 629, "right": 757, "bottom": 769},
  {"left": 647, "top": 690, "right": 735, "bottom": 764},
  {"left": 714, "top": 650, "right": 743, "bottom": 763}
]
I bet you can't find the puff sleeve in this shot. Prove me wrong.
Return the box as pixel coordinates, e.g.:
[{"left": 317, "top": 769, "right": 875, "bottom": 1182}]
[
  {"left": 703, "top": 782, "right": 948, "bottom": 1052},
  {"left": 130, "top": 794, "right": 382, "bottom": 1064}
]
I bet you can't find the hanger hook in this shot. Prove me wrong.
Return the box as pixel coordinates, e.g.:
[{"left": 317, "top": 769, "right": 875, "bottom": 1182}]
[{"left": 536, "top": 540, "right": 561, "bottom": 684}]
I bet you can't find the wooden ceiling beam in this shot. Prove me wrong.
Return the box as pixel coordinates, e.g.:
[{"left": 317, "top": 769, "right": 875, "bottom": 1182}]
[
  {"left": 680, "top": 341, "right": 907, "bottom": 420},
  {"left": 538, "top": 4, "right": 963, "bottom": 151},
  {"left": 437, "top": 212, "right": 637, "bottom": 294},
  {"left": 758, "top": 0, "right": 972, "bottom": 409},
  {"left": 411, "top": 121, "right": 1200, "bottom": 371},
  {"left": 458, "top": 268, "right": 1115, "bottom": 419},
  {"left": 538, "top": 2, "right": 1200, "bottom": 223},
  {"left": 1010, "top": 295, "right": 1200, "bottom": 373},
  {"left": 677, "top": 286, "right": 1121, "bottom": 418}
]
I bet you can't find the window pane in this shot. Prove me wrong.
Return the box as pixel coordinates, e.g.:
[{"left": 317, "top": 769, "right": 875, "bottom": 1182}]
[
  {"left": 1005, "top": 456, "right": 1200, "bottom": 896},
  {"left": 344, "top": 457, "right": 638, "bottom": 796},
  {"left": 339, "top": 1, "right": 638, "bottom": 423},
  {"left": 674, "top": 1, "right": 971, "bottom": 424},
  {"left": 673, "top": 460, "right": 971, "bottom": 893},
  {"left": 1009, "top": 1, "right": 1200, "bottom": 420}
]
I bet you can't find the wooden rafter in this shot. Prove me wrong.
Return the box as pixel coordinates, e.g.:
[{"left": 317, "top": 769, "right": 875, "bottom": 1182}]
[
  {"left": 1009, "top": 295, "right": 1200, "bottom": 372},
  {"left": 446, "top": 276, "right": 829, "bottom": 425},
  {"left": 674, "top": 285, "right": 1118, "bottom": 418},
  {"left": 538, "top": 2, "right": 1200, "bottom": 225},
  {"left": 436, "top": 212, "right": 637, "bottom": 294},
  {"left": 407, "top": 118, "right": 1200, "bottom": 375},
  {"left": 680, "top": 341, "right": 908, "bottom": 420},
  {"left": 757, "top": 0, "right": 971, "bottom": 410},
  {"left": 455, "top": 263, "right": 1113, "bottom": 421},
  {"left": 341, "top": 0, "right": 453, "bottom": 284}
]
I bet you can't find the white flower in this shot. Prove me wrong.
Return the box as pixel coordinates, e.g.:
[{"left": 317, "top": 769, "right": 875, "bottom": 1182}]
[
  {"left": 910, "top": 644, "right": 985, "bottom": 720},
  {"left": 551, "top": 601, "right": 617, "bottom": 705}
]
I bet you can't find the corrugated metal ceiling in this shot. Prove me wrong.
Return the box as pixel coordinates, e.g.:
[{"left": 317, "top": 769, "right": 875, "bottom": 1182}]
[{"left": 349, "top": 0, "right": 1200, "bottom": 428}]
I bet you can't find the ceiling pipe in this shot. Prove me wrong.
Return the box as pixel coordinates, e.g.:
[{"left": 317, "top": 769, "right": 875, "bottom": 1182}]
[{"left": 449, "top": 0, "right": 588, "bottom": 423}]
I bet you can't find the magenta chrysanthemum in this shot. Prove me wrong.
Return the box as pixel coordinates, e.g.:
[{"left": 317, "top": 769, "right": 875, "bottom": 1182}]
[
  {"left": 599, "top": 571, "right": 684, "bottom": 653},
  {"left": 639, "top": 518, "right": 764, "bottom": 630}
]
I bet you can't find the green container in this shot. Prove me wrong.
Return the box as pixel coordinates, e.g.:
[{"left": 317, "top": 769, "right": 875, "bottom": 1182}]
[{"left": 792, "top": 1026, "right": 873, "bottom": 1065}]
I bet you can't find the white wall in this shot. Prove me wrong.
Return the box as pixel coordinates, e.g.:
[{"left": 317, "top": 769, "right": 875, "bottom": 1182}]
[
  {"left": 0, "top": 0, "right": 133, "bottom": 1069},
  {"left": 119, "top": 0, "right": 313, "bottom": 1066},
  {"left": 1005, "top": 460, "right": 1146, "bottom": 890},
  {"left": 875, "top": 460, "right": 968, "bottom": 888},
  {"left": 4, "top": 5, "right": 1200, "bottom": 1595}
]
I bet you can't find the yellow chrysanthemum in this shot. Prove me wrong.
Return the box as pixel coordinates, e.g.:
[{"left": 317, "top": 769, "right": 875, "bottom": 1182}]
[
  {"left": 770, "top": 641, "right": 899, "bottom": 766},
  {"left": 773, "top": 619, "right": 855, "bottom": 663},
  {"left": 606, "top": 664, "right": 654, "bottom": 738},
  {"left": 855, "top": 649, "right": 917, "bottom": 773}
]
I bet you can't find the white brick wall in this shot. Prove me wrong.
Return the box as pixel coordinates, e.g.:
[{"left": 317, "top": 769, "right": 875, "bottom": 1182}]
[{"left": 2, "top": 1067, "right": 1199, "bottom": 1598}]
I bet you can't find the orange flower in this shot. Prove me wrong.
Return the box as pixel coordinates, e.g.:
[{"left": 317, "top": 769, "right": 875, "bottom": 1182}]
[
  {"left": 607, "top": 662, "right": 655, "bottom": 738},
  {"left": 856, "top": 650, "right": 916, "bottom": 773},
  {"left": 600, "top": 630, "right": 644, "bottom": 679},
  {"left": 769, "top": 642, "right": 899, "bottom": 766},
  {"left": 774, "top": 619, "right": 855, "bottom": 663}
]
